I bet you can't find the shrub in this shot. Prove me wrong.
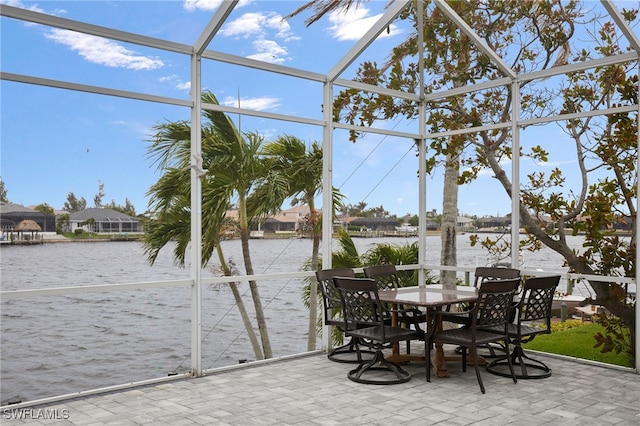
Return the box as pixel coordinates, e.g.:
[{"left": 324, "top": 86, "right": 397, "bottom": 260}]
[{"left": 550, "top": 319, "right": 583, "bottom": 333}]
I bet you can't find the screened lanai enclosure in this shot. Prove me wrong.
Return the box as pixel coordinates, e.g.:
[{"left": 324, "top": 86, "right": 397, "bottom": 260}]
[{"left": 1, "top": 0, "right": 639, "bottom": 406}]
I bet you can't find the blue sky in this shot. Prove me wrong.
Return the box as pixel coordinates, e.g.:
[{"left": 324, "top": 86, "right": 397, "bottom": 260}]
[{"left": 0, "top": 0, "right": 631, "bottom": 218}]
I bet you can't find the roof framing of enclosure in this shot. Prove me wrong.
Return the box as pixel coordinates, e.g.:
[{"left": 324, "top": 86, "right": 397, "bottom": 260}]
[{"left": 2, "top": 0, "right": 639, "bottom": 374}]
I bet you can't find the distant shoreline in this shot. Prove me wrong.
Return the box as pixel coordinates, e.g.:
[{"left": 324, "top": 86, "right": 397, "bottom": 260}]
[
  {"left": 1, "top": 235, "right": 142, "bottom": 245},
  {"left": 2, "top": 228, "right": 631, "bottom": 246}
]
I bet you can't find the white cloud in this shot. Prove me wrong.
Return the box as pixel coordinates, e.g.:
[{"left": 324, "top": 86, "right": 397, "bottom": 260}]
[
  {"left": 326, "top": 7, "right": 401, "bottom": 41},
  {"left": 176, "top": 81, "right": 191, "bottom": 91},
  {"left": 221, "top": 96, "right": 281, "bottom": 111},
  {"left": 221, "top": 12, "right": 266, "bottom": 38},
  {"left": 158, "top": 74, "right": 191, "bottom": 91},
  {"left": 1, "top": 0, "right": 44, "bottom": 12},
  {"left": 220, "top": 11, "right": 297, "bottom": 41},
  {"left": 247, "top": 39, "right": 288, "bottom": 64},
  {"left": 44, "top": 29, "right": 164, "bottom": 70},
  {"left": 158, "top": 74, "right": 179, "bottom": 83},
  {"left": 110, "top": 119, "right": 149, "bottom": 138},
  {"left": 183, "top": 0, "right": 252, "bottom": 12},
  {"left": 219, "top": 11, "right": 297, "bottom": 64},
  {"left": 183, "top": 0, "right": 223, "bottom": 12}
]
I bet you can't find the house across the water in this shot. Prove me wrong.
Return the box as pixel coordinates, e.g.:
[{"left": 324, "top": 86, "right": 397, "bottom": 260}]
[
  {"left": 69, "top": 208, "right": 141, "bottom": 234},
  {"left": 0, "top": 202, "right": 55, "bottom": 243}
]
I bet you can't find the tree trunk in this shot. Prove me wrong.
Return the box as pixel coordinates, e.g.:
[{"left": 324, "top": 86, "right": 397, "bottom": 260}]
[
  {"left": 440, "top": 152, "right": 458, "bottom": 290},
  {"left": 238, "top": 195, "right": 273, "bottom": 358},
  {"left": 238, "top": 228, "right": 273, "bottom": 359},
  {"left": 216, "top": 245, "right": 263, "bottom": 360},
  {"left": 307, "top": 205, "right": 320, "bottom": 351}
]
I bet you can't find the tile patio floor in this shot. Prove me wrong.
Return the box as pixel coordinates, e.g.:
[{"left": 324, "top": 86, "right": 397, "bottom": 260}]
[{"left": 2, "top": 349, "right": 638, "bottom": 425}]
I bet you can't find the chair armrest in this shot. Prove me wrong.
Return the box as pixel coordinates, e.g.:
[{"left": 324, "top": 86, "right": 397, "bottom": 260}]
[
  {"left": 438, "top": 310, "right": 471, "bottom": 326},
  {"left": 390, "top": 307, "right": 426, "bottom": 338}
]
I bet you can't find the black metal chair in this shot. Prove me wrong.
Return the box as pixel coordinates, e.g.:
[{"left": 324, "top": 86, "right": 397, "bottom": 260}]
[
  {"left": 363, "top": 264, "right": 427, "bottom": 352},
  {"left": 486, "top": 275, "right": 561, "bottom": 379},
  {"left": 426, "top": 278, "right": 520, "bottom": 394},
  {"left": 333, "top": 276, "right": 423, "bottom": 384},
  {"left": 315, "top": 268, "right": 375, "bottom": 363},
  {"left": 442, "top": 266, "right": 521, "bottom": 324},
  {"left": 442, "top": 266, "right": 521, "bottom": 357},
  {"left": 363, "top": 264, "right": 402, "bottom": 290}
]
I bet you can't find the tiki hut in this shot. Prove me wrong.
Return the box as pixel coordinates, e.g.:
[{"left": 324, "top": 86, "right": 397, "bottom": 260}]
[
  {"left": 14, "top": 219, "right": 42, "bottom": 241},
  {"left": 0, "top": 201, "right": 56, "bottom": 233}
]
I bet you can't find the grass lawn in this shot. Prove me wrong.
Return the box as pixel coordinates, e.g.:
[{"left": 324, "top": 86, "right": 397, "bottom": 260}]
[
  {"left": 522, "top": 320, "right": 633, "bottom": 368},
  {"left": 60, "top": 232, "right": 112, "bottom": 240}
]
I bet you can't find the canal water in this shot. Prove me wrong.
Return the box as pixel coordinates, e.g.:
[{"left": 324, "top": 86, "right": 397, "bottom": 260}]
[{"left": 1, "top": 235, "right": 583, "bottom": 403}]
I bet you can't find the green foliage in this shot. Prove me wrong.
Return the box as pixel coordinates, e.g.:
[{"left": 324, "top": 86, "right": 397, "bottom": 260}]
[
  {"left": 62, "top": 231, "right": 113, "bottom": 240},
  {"left": 144, "top": 91, "right": 288, "bottom": 267},
  {"left": 93, "top": 181, "right": 105, "bottom": 208},
  {"left": 344, "top": 202, "right": 392, "bottom": 218},
  {"left": 0, "top": 176, "right": 8, "bottom": 202},
  {"left": 33, "top": 203, "right": 54, "bottom": 215},
  {"left": 523, "top": 322, "right": 632, "bottom": 368},
  {"left": 550, "top": 319, "right": 583, "bottom": 333},
  {"left": 362, "top": 240, "right": 437, "bottom": 286},
  {"left": 331, "top": 227, "right": 362, "bottom": 269},
  {"left": 104, "top": 198, "right": 137, "bottom": 217},
  {"left": 56, "top": 214, "right": 69, "bottom": 234},
  {"left": 63, "top": 192, "right": 87, "bottom": 213},
  {"left": 593, "top": 314, "right": 634, "bottom": 363},
  {"left": 466, "top": 7, "right": 638, "bottom": 357}
]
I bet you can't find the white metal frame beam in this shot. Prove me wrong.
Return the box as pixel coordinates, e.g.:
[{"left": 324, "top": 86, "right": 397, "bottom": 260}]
[
  {"left": 194, "top": 0, "right": 238, "bottom": 54},
  {"left": 433, "top": 0, "right": 516, "bottom": 80},
  {"left": 601, "top": 0, "right": 640, "bottom": 53},
  {"left": 0, "top": 5, "right": 192, "bottom": 54},
  {"left": 202, "top": 50, "right": 326, "bottom": 82},
  {"left": 327, "top": 0, "right": 409, "bottom": 82},
  {"left": 0, "top": 71, "right": 191, "bottom": 107}
]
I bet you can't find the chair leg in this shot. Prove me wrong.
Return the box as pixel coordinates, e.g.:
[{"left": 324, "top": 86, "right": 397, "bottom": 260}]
[
  {"left": 327, "top": 337, "right": 375, "bottom": 364},
  {"left": 487, "top": 344, "right": 552, "bottom": 379},
  {"left": 461, "top": 347, "right": 467, "bottom": 372},
  {"left": 503, "top": 341, "right": 518, "bottom": 384},
  {"left": 425, "top": 339, "right": 432, "bottom": 382},
  {"left": 328, "top": 336, "right": 375, "bottom": 364},
  {"left": 517, "top": 348, "right": 551, "bottom": 377},
  {"left": 471, "top": 345, "right": 486, "bottom": 394},
  {"left": 347, "top": 349, "right": 412, "bottom": 385},
  {"left": 475, "top": 342, "right": 507, "bottom": 358}
]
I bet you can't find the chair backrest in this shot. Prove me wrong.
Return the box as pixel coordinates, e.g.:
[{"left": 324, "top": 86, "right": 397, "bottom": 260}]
[
  {"left": 363, "top": 264, "right": 400, "bottom": 290},
  {"left": 473, "top": 266, "right": 521, "bottom": 288},
  {"left": 517, "top": 275, "right": 561, "bottom": 329},
  {"left": 315, "top": 268, "right": 356, "bottom": 325},
  {"left": 332, "top": 277, "right": 385, "bottom": 331},
  {"left": 472, "top": 278, "right": 521, "bottom": 330}
]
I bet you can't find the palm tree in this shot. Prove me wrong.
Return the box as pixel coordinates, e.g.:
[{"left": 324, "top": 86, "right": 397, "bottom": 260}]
[
  {"left": 143, "top": 192, "right": 264, "bottom": 360},
  {"left": 144, "top": 91, "right": 288, "bottom": 359},
  {"left": 262, "top": 136, "right": 324, "bottom": 350}
]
